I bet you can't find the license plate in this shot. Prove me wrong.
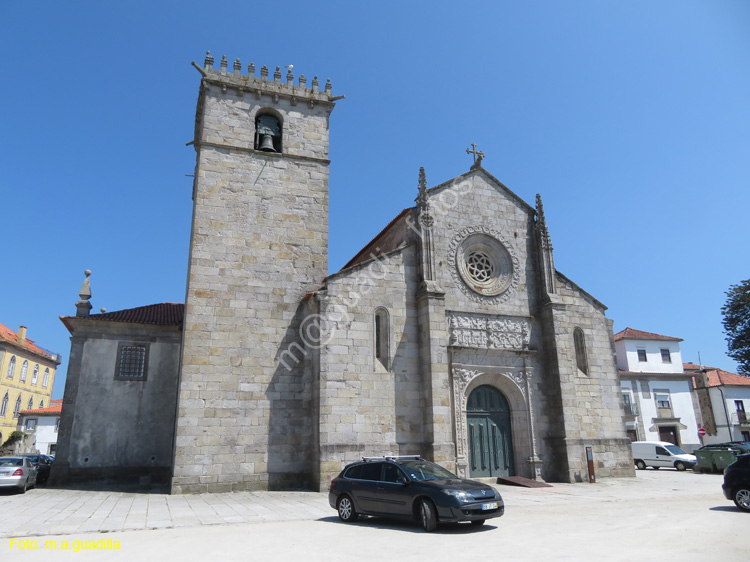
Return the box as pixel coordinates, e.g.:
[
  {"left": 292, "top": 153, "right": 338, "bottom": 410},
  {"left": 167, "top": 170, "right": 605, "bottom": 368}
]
[{"left": 481, "top": 502, "right": 498, "bottom": 510}]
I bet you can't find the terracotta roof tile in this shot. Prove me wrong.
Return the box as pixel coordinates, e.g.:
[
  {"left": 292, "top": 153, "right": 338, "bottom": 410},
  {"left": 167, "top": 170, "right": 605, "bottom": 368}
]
[
  {"left": 688, "top": 365, "right": 750, "bottom": 388},
  {"left": 61, "top": 303, "right": 184, "bottom": 332},
  {"left": 19, "top": 403, "right": 62, "bottom": 416},
  {"left": 613, "top": 327, "right": 683, "bottom": 342},
  {"left": 0, "top": 322, "right": 59, "bottom": 362}
]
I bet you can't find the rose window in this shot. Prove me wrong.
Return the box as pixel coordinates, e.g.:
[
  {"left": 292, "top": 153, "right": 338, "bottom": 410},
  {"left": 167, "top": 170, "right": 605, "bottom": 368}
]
[{"left": 466, "top": 251, "right": 494, "bottom": 283}]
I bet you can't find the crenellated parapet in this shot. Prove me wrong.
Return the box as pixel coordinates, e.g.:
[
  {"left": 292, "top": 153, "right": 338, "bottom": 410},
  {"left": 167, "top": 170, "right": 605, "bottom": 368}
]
[{"left": 192, "top": 51, "right": 342, "bottom": 106}]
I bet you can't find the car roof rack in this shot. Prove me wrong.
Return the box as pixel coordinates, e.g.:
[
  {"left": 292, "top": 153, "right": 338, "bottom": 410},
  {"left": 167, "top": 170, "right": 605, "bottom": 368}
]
[{"left": 361, "top": 455, "right": 424, "bottom": 462}]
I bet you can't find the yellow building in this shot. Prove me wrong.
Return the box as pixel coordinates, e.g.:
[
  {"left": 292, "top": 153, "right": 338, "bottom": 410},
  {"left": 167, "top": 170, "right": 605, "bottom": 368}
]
[{"left": 0, "top": 322, "right": 61, "bottom": 445}]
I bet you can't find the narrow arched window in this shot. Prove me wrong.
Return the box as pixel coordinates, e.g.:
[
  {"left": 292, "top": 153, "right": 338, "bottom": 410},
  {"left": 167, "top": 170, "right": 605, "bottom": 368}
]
[
  {"left": 255, "top": 111, "right": 282, "bottom": 153},
  {"left": 374, "top": 308, "right": 390, "bottom": 368},
  {"left": 39, "top": 399, "right": 44, "bottom": 408},
  {"left": 19, "top": 360, "right": 28, "bottom": 382},
  {"left": 13, "top": 395, "right": 22, "bottom": 418},
  {"left": 574, "top": 327, "right": 589, "bottom": 375},
  {"left": 31, "top": 365, "right": 38, "bottom": 386},
  {"left": 42, "top": 368, "right": 50, "bottom": 388},
  {"left": 27, "top": 397, "right": 33, "bottom": 410},
  {"left": 6, "top": 356, "right": 16, "bottom": 379},
  {"left": 0, "top": 392, "right": 8, "bottom": 417}
]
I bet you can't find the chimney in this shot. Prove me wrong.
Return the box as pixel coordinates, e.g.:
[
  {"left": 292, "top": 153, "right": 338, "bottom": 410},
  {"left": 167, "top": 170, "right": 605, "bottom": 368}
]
[{"left": 18, "top": 326, "right": 27, "bottom": 345}]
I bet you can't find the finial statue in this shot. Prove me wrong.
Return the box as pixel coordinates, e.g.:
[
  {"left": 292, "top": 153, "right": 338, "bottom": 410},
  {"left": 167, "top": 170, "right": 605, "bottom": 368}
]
[
  {"left": 466, "top": 143, "right": 485, "bottom": 168},
  {"left": 75, "top": 270, "right": 93, "bottom": 318}
]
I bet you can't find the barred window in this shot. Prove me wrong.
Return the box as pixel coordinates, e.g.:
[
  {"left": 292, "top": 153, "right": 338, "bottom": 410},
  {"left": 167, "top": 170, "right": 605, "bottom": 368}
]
[{"left": 115, "top": 344, "right": 149, "bottom": 380}]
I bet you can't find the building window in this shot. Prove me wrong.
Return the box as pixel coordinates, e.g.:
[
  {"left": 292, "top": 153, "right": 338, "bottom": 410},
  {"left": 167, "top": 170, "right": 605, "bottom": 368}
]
[
  {"left": 42, "top": 368, "right": 50, "bottom": 388},
  {"left": 573, "top": 328, "right": 588, "bottom": 375},
  {"left": 0, "top": 392, "right": 8, "bottom": 417},
  {"left": 661, "top": 348, "right": 672, "bottom": 363},
  {"left": 374, "top": 308, "right": 390, "bottom": 368},
  {"left": 637, "top": 349, "right": 647, "bottom": 362},
  {"left": 19, "top": 360, "right": 28, "bottom": 382},
  {"left": 55, "top": 418, "right": 60, "bottom": 431},
  {"left": 31, "top": 365, "right": 39, "bottom": 385},
  {"left": 115, "top": 343, "right": 149, "bottom": 380},
  {"left": 255, "top": 112, "right": 282, "bottom": 153},
  {"left": 622, "top": 391, "right": 637, "bottom": 416},
  {"left": 6, "top": 355, "right": 16, "bottom": 379},
  {"left": 26, "top": 397, "right": 33, "bottom": 410},
  {"left": 736, "top": 400, "right": 746, "bottom": 423},
  {"left": 39, "top": 399, "right": 44, "bottom": 408},
  {"left": 655, "top": 392, "right": 671, "bottom": 409},
  {"left": 13, "top": 395, "right": 22, "bottom": 418},
  {"left": 25, "top": 418, "right": 36, "bottom": 431}
]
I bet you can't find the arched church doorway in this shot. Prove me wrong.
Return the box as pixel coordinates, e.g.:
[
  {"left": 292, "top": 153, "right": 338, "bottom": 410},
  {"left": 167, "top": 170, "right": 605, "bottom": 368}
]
[{"left": 467, "top": 385, "right": 515, "bottom": 478}]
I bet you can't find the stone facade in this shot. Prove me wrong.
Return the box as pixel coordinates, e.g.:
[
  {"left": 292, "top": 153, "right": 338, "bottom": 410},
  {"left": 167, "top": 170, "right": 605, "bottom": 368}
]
[
  {"left": 52, "top": 308, "right": 182, "bottom": 486},
  {"left": 172, "top": 56, "right": 336, "bottom": 493},
  {"left": 56, "top": 54, "right": 635, "bottom": 492},
  {"left": 169, "top": 54, "right": 634, "bottom": 492}
]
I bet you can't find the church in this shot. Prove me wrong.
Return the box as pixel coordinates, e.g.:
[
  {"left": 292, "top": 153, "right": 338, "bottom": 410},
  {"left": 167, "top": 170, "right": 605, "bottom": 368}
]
[{"left": 52, "top": 53, "right": 634, "bottom": 493}]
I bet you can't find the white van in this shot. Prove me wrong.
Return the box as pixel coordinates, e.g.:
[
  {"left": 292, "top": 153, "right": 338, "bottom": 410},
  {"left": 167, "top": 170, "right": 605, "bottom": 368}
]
[{"left": 631, "top": 441, "right": 697, "bottom": 471}]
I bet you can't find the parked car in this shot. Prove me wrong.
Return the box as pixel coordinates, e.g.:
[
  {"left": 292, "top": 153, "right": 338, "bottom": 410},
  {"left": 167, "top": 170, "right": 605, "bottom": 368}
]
[
  {"left": 631, "top": 441, "right": 697, "bottom": 471},
  {"left": 328, "top": 456, "right": 504, "bottom": 532},
  {"left": 722, "top": 453, "right": 750, "bottom": 512},
  {"left": 0, "top": 456, "right": 37, "bottom": 493},
  {"left": 21, "top": 454, "right": 54, "bottom": 484}
]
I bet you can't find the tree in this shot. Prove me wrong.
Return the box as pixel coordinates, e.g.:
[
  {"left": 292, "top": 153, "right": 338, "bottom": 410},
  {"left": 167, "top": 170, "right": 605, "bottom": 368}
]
[{"left": 722, "top": 278, "right": 750, "bottom": 376}]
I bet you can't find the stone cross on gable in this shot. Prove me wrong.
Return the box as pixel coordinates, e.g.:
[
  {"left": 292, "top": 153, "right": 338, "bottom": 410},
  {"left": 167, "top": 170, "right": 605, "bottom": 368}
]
[{"left": 466, "top": 143, "right": 485, "bottom": 167}]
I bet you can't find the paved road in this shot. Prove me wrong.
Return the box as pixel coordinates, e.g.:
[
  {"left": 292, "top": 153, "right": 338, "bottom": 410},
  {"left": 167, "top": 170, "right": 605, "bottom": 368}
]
[{"left": 0, "top": 470, "right": 744, "bottom": 561}]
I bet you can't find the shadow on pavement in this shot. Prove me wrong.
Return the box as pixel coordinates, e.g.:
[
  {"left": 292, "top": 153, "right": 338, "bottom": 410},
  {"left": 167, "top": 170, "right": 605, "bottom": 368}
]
[{"left": 316, "top": 515, "right": 499, "bottom": 534}]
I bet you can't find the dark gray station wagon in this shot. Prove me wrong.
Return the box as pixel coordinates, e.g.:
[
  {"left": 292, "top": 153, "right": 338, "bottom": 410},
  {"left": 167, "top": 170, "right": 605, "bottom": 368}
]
[{"left": 328, "top": 456, "right": 504, "bottom": 532}]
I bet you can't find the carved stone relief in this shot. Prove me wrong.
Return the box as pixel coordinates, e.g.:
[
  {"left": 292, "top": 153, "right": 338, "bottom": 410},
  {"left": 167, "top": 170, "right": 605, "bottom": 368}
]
[{"left": 447, "top": 312, "right": 530, "bottom": 351}]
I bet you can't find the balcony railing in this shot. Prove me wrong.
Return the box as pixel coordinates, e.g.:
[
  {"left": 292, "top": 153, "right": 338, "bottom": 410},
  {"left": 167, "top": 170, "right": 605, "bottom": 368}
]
[
  {"left": 731, "top": 412, "right": 750, "bottom": 426},
  {"left": 622, "top": 402, "right": 639, "bottom": 416}
]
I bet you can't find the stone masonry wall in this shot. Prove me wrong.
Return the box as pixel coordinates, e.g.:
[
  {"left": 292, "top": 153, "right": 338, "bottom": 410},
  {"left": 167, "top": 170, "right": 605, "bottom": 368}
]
[
  {"left": 173, "top": 74, "right": 336, "bottom": 493},
  {"left": 317, "top": 247, "right": 422, "bottom": 489}
]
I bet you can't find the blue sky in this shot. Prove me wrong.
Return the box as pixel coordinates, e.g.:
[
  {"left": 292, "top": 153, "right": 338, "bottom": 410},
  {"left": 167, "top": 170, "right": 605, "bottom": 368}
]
[{"left": 2, "top": 1, "right": 748, "bottom": 399}]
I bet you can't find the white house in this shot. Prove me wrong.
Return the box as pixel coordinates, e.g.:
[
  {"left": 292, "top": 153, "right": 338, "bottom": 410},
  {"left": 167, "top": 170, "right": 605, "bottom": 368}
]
[
  {"left": 17, "top": 399, "right": 62, "bottom": 455},
  {"left": 615, "top": 328, "right": 701, "bottom": 452},
  {"left": 686, "top": 363, "right": 750, "bottom": 444}
]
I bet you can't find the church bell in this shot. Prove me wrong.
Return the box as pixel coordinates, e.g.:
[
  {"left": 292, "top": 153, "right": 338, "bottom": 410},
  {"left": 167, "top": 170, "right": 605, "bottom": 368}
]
[{"left": 258, "top": 133, "right": 276, "bottom": 152}]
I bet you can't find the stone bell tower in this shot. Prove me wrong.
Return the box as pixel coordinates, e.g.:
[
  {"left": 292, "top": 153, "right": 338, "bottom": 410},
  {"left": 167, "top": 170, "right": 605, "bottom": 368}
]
[{"left": 172, "top": 53, "right": 342, "bottom": 493}]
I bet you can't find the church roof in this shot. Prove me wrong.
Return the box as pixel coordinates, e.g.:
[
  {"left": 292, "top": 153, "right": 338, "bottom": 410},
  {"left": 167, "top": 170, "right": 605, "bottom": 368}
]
[
  {"left": 60, "top": 303, "right": 185, "bottom": 334},
  {"left": 341, "top": 208, "right": 412, "bottom": 271},
  {"left": 613, "top": 327, "right": 683, "bottom": 342},
  {"left": 0, "top": 322, "right": 60, "bottom": 363}
]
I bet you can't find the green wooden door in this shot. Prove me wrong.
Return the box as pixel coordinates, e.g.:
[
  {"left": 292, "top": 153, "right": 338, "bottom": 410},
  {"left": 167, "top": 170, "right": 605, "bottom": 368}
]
[{"left": 467, "top": 385, "right": 514, "bottom": 478}]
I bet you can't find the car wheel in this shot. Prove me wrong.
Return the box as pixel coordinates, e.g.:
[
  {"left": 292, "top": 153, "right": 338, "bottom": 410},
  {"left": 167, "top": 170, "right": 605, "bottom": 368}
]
[
  {"left": 733, "top": 487, "right": 750, "bottom": 512},
  {"left": 19, "top": 478, "right": 28, "bottom": 494},
  {"left": 470, "top": 519, "right": 486, "bottom": 527},
  {"left": 635, "top": 460, "right": 646, "bottom": 470},
  {"left": 337, "top": 495, "right": 358, "bottom": 522},
  {"left": 419, "top": 499, "right": 437, "bottom": 532},
  {"left": 674, "top": 461, "right": 687, "bottom": 471}
]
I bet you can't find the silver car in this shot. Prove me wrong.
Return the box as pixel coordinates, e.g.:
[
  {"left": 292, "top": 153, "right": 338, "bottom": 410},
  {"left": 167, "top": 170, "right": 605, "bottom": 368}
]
[{"left": 0, "top": 457, "right": 37, "bottom": 493}]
